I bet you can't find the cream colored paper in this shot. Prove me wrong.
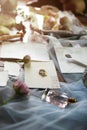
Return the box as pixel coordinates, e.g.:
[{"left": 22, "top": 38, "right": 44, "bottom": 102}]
[
  {"left": 4, "top": 62, "right": 20, "bottom": 76},
  {"left": 0, "top": 42, "right": 49, "bottom": 61},
  {"left": 24, "top": 60, "right": 60, "bottom": 88},
  {"left": 54, "top": 47, "right": 87, "bottom": 73},
  {"left": 0, "top": 71, "right": 8, "bottom": 86}
]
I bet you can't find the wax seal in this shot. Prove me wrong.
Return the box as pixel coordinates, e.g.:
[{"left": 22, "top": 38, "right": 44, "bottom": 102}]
[{"left": 39, "top": 69, "right": 47, "bottom": 77}]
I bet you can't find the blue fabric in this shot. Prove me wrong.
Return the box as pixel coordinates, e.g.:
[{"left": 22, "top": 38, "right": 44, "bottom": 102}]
[{"left": 0, "top": 79, "right": 87, "bottom": 130}]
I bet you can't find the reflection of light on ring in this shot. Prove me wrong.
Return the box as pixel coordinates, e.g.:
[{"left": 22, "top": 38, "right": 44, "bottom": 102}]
[{"left": 39, "top": 69, "right": 47, "bottom": 77}]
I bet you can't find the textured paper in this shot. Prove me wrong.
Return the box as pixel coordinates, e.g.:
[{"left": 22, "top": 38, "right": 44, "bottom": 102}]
[
  {"left": 4, "top": 62, "right": 20, "bottom": 76},
  {"left": 0, "top": 42, "right": 49, "bottom": 61},
  {"left": 24, "top": 60, "right": 60, "bottom": 88},
  {"left": 54, "top": 47, "right": 87, "bottom": 73},
  {"left": 0, "top": 71, "right": 8, "bottom": 86}
]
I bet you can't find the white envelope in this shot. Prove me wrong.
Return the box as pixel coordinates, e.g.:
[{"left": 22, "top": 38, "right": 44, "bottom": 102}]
[
  {"left": 54, "top": 47, "right": 87, "bottom": 73},
  {"left": 0, "top": 71, "right": 8, "bottom": 86},
  {"left": 0, "top": 42, "right": 49, "bottom": 61},
  {"left": 4, "top": 62, "right": 20, "bottom": 76},
  {"left": 24, "top": 60, "right": 60, "bottom": 88}
]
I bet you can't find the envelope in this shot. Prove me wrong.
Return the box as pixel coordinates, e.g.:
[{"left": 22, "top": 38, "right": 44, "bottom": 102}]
[
  {"left": 0, "top": 42, "right": 50, "bottom": 61},
  {"left": 54, "top": 47, "right": 87, "bottom": 73},
  {"left": 0, "top": 71, "right": 8, "bottom": 86},
  {"left": 24, "top": 60, "right": 60, "bottom": 88}
]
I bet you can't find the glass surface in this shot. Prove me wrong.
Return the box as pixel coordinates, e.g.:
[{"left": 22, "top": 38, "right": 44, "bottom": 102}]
[{"left": 45, "top": 90, "right": 69, "bottom": 108}]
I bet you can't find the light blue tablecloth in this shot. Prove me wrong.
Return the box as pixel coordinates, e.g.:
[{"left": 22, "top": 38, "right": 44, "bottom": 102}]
[{"left": 0, "top": 79, "right": 87, "bottom": 130}]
